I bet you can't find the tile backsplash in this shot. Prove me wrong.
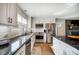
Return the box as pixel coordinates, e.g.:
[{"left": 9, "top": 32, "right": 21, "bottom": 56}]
[{"left": 0, "top": 25, "right": 9, "bottom": 39}]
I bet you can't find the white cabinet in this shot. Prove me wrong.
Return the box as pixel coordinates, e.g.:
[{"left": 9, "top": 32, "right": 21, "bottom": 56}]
[
  {"left": 31, "top": 35, "right": 35, "bottom": 52},
  {"left": 8, "top": 3, "right": 17, "bottom": 26},
  {"left": 0, "top": 3, "right": 17, "bottom": 26},
  {"left": 15, "top": 44, "right": 26, "bottom": 55},
  {"left": 0, "top": 4, "right": 7, "bottom": 24}
]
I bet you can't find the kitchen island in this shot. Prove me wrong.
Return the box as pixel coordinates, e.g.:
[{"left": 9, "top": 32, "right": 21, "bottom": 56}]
[
  {"left": 0, "top": 33, "right": 35, "bottom": 55},
  {"left": 51, "top": 36, "right": 79, "bottom": 55}
]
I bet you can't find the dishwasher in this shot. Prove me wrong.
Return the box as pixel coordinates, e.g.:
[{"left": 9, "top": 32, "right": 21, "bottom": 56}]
[{"left": 25, "top": 38, "right": 31, "bottom": 55}]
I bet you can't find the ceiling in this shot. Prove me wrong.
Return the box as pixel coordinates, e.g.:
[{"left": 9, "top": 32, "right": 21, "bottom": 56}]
[{"left": 18, "top": 3, "right": 79, "bottom": 18}]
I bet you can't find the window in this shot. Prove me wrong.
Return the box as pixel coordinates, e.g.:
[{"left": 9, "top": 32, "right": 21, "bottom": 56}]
[
  {"left": 22, "top": 17, "right": 27, "bottom": 25},
  {"left": 17, "top": 13, "right": 27, "bottom": 33},
  {"left": 17, "top": 14, "right": 27, "bottom": 25},
  {"left": 17, "top": 14, "right": 22, "bottom": 24}
]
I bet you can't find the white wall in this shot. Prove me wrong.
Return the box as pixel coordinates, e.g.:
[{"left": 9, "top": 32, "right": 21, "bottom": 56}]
[
  {"left": 27, "top": 16, "right": 32, "bottom": 29},
  {"left": 56, "top": 18, "right": 65, "bottom": 36}
]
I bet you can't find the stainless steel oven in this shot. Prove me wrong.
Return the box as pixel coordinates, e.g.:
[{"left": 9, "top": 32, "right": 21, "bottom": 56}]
[
  {"left": 35, "top": 32, "right": 44, "bottom": 43},
  {"left": 35, "top": 32, "right": 44, "bottom": 39}
]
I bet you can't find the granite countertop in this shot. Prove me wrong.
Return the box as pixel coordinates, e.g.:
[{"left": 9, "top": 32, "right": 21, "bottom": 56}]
[
  {"left": 55, "top": 36, "right": 79, "bottom": 50},
  {"left": 0, "top": 33, "right": 35, "bottom": 55}
]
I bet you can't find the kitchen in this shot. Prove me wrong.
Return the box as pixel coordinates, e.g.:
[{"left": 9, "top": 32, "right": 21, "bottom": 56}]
[{"left": 0, "top": 3, "right": 79, "bottom": 55}]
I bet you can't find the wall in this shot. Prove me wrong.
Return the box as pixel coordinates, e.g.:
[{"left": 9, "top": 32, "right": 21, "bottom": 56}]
[
  {"left": 17, "top": 5, "right": 28, "bottom": 19},
  {"left": 26, "top": 16, "right": 32, "bottom": 32},
  {"left": 3, "top": 4, "right": 33, "bottom": 36},
  {"left": 55, "top": 18, "right": 65, "bottom": 36},
  {"left": 32, "top": 17, "right": 55, "bottom": 32},
  {"left": 27, "top": 16, "right": 32, "bottom": 29},
  {"left": 17, "top": 5, "right": 32, "bottom": 33}
]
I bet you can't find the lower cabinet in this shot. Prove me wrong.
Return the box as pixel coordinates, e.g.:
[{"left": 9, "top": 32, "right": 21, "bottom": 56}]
[
  {"left": 53, "top": 37, "right": 79, "bottom": 55},
  {"left": 26, "top": 39, "right": 31, "bottom": 55},
  {"left": 15, "top": 44, "right": 26, "bottom": 55},
  {"left": 31, "top": 35, "right": 35, "bottom": 52}
]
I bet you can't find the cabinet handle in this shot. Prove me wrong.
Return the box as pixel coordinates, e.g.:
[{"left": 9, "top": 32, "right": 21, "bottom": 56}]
[
  {"left": 8, "top": 17, "right": 10, "bottom": 23},
  {"left": 10, "top": 18, "right": 12, "bottom": 23},
  {"left": 8, "top": 17, "right": 12, "bottom": 23}
]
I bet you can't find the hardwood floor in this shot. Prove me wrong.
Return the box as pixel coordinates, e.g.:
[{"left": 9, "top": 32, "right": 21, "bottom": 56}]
[{"left": 31, "top": 43, "right": 54, "bottom": 55}]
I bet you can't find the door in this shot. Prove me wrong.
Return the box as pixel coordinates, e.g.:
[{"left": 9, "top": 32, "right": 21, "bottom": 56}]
[{"left": 31, "top": 35, "right": 35, "bottom": 52}]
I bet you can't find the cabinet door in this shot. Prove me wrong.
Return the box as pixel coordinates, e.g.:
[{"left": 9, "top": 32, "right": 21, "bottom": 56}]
[
  {"left": 8, "top": 3, "right": 17, "bottom": 26},
  {"left": 0, "top": 3, "right": 8, "bottom": 24},
  {"left": 0, "top": 3, "right": 17, "bottom": 26},
  {"left": 31, "top": 35, "right": 35, "bottom": 52}
]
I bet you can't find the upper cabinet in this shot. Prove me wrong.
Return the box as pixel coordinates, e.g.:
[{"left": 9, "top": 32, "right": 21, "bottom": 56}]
[{"left": 0, "top": 3, "right": 17, "bottom": 26}]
